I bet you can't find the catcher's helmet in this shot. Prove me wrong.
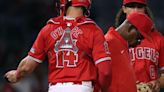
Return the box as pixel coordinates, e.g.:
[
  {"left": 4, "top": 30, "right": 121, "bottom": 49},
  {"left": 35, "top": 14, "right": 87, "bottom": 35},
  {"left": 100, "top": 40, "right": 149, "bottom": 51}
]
[
  {"left": 60, "top": 0, "right": 91, "bottom": 9},
  {"left": 123, "top": 0, "right": 147, "bottom": 5},
  {"left": 55, "top": 0, "right": 92, "bottom": 15}
]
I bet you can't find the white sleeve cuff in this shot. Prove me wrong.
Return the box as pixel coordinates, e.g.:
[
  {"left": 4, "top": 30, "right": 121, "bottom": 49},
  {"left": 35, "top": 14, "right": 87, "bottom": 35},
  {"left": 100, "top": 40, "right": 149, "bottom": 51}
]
[
  {"left": 95, "top": 57, "right": 111, "bottom": 65},
  {"left": 27, "top": 55, "right": 43, "bottom": 63}
]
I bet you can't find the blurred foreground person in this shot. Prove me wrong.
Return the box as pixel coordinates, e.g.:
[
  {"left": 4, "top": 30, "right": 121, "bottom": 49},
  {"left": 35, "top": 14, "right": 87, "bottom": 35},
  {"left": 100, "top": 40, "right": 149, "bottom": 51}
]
[
  {"left": 105, "top": 12, "right": 153, "bottom": 92},
  {"left": 115, "top": 0, "right": 164, "bottom": 92}
]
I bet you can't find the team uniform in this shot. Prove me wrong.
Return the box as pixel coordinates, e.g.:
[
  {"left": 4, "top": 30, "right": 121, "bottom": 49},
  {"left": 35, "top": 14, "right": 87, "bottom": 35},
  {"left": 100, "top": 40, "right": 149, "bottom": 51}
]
[
  {"left": 105, "top": 27, "right": 137, "bottom": 92},
  {"left": 129, "top": 30, "right": 164, "bottom": 82},
  {"left": 28, "top": 15, "right": 111, "bottom": 92}
]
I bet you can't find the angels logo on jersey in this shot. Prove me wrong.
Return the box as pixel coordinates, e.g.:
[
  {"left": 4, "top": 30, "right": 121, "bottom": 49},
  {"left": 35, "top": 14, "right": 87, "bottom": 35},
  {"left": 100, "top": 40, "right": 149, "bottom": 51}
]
[{"left": 54, "top": 27, "right": 78, "bottom": 68}]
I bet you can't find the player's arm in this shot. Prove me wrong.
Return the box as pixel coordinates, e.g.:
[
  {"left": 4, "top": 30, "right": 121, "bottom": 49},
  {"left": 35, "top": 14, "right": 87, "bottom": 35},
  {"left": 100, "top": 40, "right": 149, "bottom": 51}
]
[
  {"left": 92, "top": 26, "right": 112, "bottom": 92},
  {"left": 147, "top": 70, "right": 164, "bottom": 92},
  {"left": 147, "top": 36, "right": 164, "bottom": 91},
  {"left": 4, "top": 56, "right": 39, "bottom": 83},
  {"left": 158, "top": 37, "right": 164, "bottom": 88},
  {"left": 4, "top": 24, "right": 49, "bottom": 83},
  {"left": 158, "top": 70, "right": 164, "bottom": 88},
  {"left": 147, "top": 79, "right": 160, "bottom": 92}
]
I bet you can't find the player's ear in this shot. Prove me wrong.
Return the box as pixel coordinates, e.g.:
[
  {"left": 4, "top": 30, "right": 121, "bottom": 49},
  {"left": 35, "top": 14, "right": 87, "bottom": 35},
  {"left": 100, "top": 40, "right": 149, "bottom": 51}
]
[{"left": 122, "top": 6, "right": 127, "bottom": 13}]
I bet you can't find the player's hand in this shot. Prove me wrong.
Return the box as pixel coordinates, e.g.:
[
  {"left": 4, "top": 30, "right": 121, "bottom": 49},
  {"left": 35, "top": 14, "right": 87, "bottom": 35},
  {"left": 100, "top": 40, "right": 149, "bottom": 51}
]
[
  {"left": 147, "top": 80, "right": 160, "bottom": 92},
  {"left": 4, "top": 70, "right": 18, "bottom": 83}
]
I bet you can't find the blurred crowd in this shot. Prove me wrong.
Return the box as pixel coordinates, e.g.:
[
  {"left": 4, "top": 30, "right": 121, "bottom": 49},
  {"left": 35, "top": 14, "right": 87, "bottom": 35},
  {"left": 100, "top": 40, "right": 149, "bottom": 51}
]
[
  {"left": 0, "top": 0, "right": 163, "bottom": 92},
  {"left": 0, "top": 0, "right": 55, "bottom": 92}
]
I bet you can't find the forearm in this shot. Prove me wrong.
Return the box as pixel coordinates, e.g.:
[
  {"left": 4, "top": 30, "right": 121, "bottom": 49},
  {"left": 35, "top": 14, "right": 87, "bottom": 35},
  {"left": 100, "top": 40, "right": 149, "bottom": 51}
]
[
  {"left": 16, "top": 56, "right": 39, "bottom": 79},
  {"left": 158, "top": 74, "right": 164, "bottom": 88},
  {"left": 5, "top": 56, "right": 39, "bottom": 83}
]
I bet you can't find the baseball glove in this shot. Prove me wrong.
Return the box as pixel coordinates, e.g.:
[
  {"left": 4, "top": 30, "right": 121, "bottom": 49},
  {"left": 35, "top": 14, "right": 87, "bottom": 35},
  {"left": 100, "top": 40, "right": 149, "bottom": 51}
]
[{"left": 136, "top": 82, "right": 152, "bottom": 92}]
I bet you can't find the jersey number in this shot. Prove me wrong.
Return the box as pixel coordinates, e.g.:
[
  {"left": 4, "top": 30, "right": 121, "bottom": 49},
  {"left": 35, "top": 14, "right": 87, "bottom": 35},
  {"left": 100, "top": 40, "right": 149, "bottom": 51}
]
[
  {"left": 149, "top": 65, "right": 156, "bottom": 79},
  {"left": 56, "top": 51, "right": 78, "bottom": 68}
]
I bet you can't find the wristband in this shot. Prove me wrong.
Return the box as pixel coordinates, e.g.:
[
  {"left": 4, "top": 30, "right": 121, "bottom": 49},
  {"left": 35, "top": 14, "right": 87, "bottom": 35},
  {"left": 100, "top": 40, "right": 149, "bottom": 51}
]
[{"left": 16, "top": 70, "right": 21, "bottom": 80}]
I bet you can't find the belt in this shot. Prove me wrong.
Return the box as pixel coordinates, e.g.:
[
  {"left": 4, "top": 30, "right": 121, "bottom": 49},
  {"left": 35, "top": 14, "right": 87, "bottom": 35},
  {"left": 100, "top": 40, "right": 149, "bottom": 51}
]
[{"left": 49, "top": 81, "right": 93, "bottom": 87}]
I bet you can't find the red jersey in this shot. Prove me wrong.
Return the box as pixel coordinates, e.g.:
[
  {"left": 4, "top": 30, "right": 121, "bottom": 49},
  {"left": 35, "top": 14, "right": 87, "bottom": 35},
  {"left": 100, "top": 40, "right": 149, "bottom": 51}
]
[
  {"left": 105, "top": 27, "right": 137, "bottom": 92},
  {"left": 28, "top": 16, "right": 111, "bottom": 83},
  {"left": 129, "top": 30, "right": 164, "bottom": 82}
]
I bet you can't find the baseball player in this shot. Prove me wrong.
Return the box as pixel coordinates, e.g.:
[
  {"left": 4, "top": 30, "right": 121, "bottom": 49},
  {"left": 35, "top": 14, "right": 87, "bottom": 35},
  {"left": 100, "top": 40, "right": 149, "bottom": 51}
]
[
  {"left": 115, "top": 0, "right": 164, "bottom": 92},
  {"left": 105, "top": 12, "right": 153, "bottom": 92},
  {"left": 4, "top": 0, "right": 112, "bottom": 92}
]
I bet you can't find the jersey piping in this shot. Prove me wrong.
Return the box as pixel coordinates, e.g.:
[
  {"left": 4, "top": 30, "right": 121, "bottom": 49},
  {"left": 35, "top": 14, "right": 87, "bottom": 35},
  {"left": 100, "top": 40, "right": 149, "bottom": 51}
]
[{"left": 95, "top": 57, "right": 111, "bottom": 65}]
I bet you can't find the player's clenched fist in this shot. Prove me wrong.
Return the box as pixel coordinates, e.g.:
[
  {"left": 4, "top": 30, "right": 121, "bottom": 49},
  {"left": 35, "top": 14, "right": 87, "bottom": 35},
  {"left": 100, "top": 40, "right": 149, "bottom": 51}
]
[{"left": 4, "top": 70, "right": 19, "bottom": 83}]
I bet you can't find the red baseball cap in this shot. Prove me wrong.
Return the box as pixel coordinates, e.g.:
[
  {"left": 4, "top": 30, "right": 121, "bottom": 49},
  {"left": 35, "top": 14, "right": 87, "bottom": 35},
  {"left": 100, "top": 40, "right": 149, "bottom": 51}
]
[
  {"left": 127, "top": 12, "right": 153, "bottom": 41},
  {"left": 123, "top": 0, "right": 147, "bottom": 5}
]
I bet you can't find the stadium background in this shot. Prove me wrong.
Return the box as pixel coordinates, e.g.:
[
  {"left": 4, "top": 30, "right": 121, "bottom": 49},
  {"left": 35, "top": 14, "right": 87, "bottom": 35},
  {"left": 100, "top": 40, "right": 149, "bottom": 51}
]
[{"left": 0, "top": 0, "right": 163, "bottom": 92}]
